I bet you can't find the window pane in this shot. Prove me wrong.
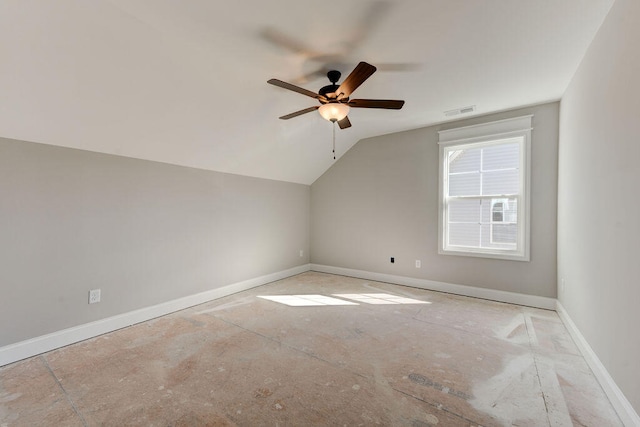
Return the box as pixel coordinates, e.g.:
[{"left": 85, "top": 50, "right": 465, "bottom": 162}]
[
  {"left": 504, "top": 198, "right": 518, "bottom": 222},
  {"left": 448, "top": 199, "right": 480, "bottom": 222},
  {"left": 482, "top": 198, "right": 517, "bottom": 224},
  {"left": 481, "top": 200, "right": 492, "bottom": 223},
  {"left": 480, "top": 224, "right": 516, "bottom": 249},
  {"left": 482, "top": 169, "right": 519, "bottom": 195},
  {"left": 482, "top": 141, "right": 520, "bottom": 171},
  {"left": 448, "top": 222, "right": 480, "bottom": 247},
  {"left": 449, "top": 148, "right": 480, "bottom": 173},
  {"left": 492, "top": 224, "right": 517, "bottom": 244},
  {"left": 448, "top": 172, "right": 480, "bottom": 196},
  {"left": 448, "top": 198, "right": 518, "bottom": 250}
]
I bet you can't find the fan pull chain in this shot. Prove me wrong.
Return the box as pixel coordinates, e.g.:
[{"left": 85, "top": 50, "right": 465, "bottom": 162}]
[{"left": 332, "top": 121, "right": 336, "bottom": 160}]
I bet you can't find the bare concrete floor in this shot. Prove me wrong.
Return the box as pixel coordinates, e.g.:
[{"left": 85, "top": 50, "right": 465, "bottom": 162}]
[{"left": 0, "top": 272, "right": 622, "bottom": 426}]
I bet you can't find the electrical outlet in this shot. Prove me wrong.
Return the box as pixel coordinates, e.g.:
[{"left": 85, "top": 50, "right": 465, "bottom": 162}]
[
  {"left": 89, "top": 289, "right": 101, "bottom": 304},
  {"left": 390, "top": 257, "right": 395, "bottom": 263},
  {"left": 415, "top": 260, "right": 421, "bottom": 268},
  {"left": 299, "top": 250, "right": 304, "bottom": 257}
]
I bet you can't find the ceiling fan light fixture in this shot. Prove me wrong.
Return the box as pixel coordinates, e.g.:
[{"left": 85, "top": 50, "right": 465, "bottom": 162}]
[{"left": 318, "top": 103, "right": 350, "bottom": 122}]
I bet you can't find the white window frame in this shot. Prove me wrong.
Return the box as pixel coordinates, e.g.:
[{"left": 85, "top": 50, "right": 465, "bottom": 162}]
[{"left": 438, "top": 115, "right": 532, "bottom": 261}]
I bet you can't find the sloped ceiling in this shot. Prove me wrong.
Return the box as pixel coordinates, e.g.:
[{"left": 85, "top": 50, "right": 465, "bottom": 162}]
[{"left": 0, "top": 0, "right": 613, "bottom": 184}]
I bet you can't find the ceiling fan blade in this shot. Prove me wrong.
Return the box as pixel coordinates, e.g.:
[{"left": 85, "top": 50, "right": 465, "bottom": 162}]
[
  {"left": 268, "top": 79, "right": 324, "bottom": 100},
  {"left": 348, "top": 99, "right": 405, "bottom": 109},
  {"left": 260, "top": 28, "right": 317, "bottom": 57},
  {"left": 336, "top": 62, "right": 377, "bottom": 99},
  {"left": 292, "top": 67, "right": 331, "bottom": 85},
  {"left": 279, "top": 106, "right": 319, "bottom": 120},
  {"left": 337, "top": 116, "right": 352, "bottom": 129},
  {"left": 344, "top": 1, "right": 391, "bottom": 54},
  {"left": 376, "top": 63, "right": 422, "bottom": 72}
]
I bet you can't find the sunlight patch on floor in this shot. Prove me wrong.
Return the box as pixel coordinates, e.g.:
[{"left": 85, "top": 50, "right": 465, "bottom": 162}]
[
  {"left": 258, "top": 293, "right": 430, "bottom": 307},
  {"left": 258, "top": 295, "right": 359, "bottom": 307},
  {"left": 334, "top": 293, "right": 431, "bottom": 305}
]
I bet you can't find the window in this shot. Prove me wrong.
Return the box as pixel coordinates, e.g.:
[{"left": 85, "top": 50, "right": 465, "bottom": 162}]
[{"left": 438, "top": 116, "right": 532, "bottom": 261}]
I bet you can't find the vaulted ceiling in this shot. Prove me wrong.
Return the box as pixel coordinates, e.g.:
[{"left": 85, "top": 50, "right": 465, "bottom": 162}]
[{"left": 0, "top": 0, "right": 613, "bottom": 184}]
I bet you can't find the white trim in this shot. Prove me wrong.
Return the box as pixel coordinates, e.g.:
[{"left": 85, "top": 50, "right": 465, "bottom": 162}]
[
  {"left": 0, "top": 264, "right": 311, "bottom": 367},
  {"left": 438, "top": 128, "right": 534, "bottom": 147},
  {"left": 438, "top": 116, "right": 532, "bottom": 262},
  {"left": 438, "top": 115, "right": 534, "bottom": 143},
  {"left": 556, "top": 302, "right": 640, "bottom": 427},
  {"left": 310, "top": 264, "right": 556, "bottom": 310}
]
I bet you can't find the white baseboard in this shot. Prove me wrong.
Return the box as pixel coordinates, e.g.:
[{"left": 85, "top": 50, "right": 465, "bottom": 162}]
[
  {"left": 310, "top": 264, "right": 556, "bottom": 310},
  {"left": 556, "top": 302, "right": 640, "bottom": 427},
  {"left": 0, "top": 264, "right": 311, "bottom": 367}
]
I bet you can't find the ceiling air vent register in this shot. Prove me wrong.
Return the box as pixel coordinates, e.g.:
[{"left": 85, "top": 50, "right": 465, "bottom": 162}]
[{"left": 445, "top": 105, "right": 476, "bottom": 117}]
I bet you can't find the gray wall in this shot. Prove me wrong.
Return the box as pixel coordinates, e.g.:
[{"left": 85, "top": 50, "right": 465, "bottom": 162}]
[
  {"left": 311, "top": 102, "right": 558, "bottom": 298},
  {"left": 558, "top": 0, "right": 640, "bottom": 413},
  {"left": 0, "top": 137, "right": 310, "bottom": 346}
]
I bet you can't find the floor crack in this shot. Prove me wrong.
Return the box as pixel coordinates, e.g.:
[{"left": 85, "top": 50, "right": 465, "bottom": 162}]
[
  {"left": 40, "top": 355, "right": 88, "bottom": 427},
  {"left": 391, "top": 386, "right": 490, "bottom": 426},
  {"left": 523, "top": 313, "right": 552, "bottom": 427},
  {"left": 214, "top": 316, "right": 370, "bottom": 381}
]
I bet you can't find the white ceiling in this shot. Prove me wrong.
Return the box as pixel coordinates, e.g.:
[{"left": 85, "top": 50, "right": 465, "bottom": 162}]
[{"left": 0, "top": 0, "right": 614, "bottom": 185}]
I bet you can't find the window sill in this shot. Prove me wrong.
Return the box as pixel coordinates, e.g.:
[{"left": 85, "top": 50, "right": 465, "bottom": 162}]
[{"left": 439, "top": 247, "right": 530, "bottom": 262}]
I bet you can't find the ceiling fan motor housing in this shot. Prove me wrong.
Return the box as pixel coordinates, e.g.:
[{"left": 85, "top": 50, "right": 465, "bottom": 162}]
[
  {"left": 319, "top": 84, "right": 340, "bottom": 100},
  {"left": 319, "top": 70, "right": 345, "bottom": 102},
  {"left": 327, "top": 70, "right": 341, "bottom": 84}
]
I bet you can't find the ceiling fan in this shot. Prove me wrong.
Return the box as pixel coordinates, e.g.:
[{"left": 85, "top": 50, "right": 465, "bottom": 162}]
[{"left": 267, "top": 61, "right": 405, "bottom": 129}]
